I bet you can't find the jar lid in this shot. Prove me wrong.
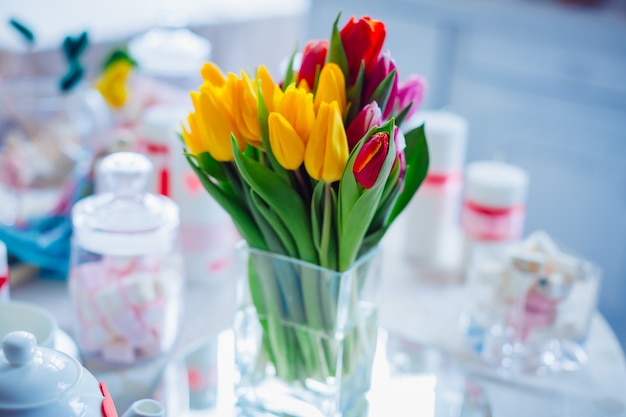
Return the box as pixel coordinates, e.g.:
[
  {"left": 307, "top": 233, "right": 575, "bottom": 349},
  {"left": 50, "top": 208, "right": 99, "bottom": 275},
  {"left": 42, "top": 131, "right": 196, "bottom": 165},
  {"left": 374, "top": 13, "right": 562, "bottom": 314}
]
[
  {"left": 0, "top": 331, "right": 82, "bottom": 406},
  {"left": 72, "top": 152, "right": 179, "bottom": 255},
  {"left": 129, "top": 26, "right": 211, "bottom": 78},
  {"left": 465, "top": 161, "right": 528, "bottom": 208},
  {"left": 408, "top": 111, "right": 468, "bottom": 174}
]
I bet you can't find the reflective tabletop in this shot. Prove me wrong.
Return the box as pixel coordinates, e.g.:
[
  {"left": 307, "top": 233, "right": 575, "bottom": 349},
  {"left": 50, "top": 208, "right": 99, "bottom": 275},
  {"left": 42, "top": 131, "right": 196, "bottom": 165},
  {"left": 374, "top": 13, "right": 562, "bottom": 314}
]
[{"left": 153, "top": 330, "right": 491, "bottom": 417}]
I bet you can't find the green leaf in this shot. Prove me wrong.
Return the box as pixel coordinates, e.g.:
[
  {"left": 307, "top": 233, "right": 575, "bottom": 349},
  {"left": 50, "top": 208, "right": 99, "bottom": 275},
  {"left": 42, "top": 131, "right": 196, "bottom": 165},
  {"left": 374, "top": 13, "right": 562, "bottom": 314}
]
[
  {"left": 232, "top": 136, "right": 318, "bottom": 264},
  {"left": 394, "top": 102, "right": 413, "bottom": 127},
  {"left": 250, "top": 191, "right": 298, "bottom": 257},
  {"left": 366, "top": 69, "right": 397, "bottom": 115},
  {"left": 257, "top": 82, "right": 290, "bottom": 182},
  {"left": 345, "top": 61, "right": 365, "bottom": 126},
  {"left": 185, "top": 154, "right": 266, "bottom": 250},
  {"left": 338, "top": 121, "right": 396, "bottom": 270},
  {"left": 326, "top": 12, "right": 349, "bottom": 84},
  {"left": 282, "top": 45, "right": 299, "bottom": 91},
  {"left": 387, "top": 123, "right": 429, "bottom": 225},
  {"left": 190, "top": 151, "right": 227, "bottom": 182},
  {"left": 311, "top": 180, "right": 325, "bottom": 253}
]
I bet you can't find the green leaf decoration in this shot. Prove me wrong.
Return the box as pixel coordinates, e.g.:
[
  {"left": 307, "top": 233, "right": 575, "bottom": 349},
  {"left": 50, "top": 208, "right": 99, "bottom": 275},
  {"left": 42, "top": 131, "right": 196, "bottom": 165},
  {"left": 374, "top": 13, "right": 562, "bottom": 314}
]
[
  {"left": 62, "top": 32, "right": 89, "bottom": 61},
  {"left": 366, "top": 69, "right": 396, "bottom": 115},
  {"left": 9, "top": 18, "right": 35, "bottom": 44},
  {"left": 102, "top": 48, "right": 136, "bottom": 70},
  {"left": 387, "top": 123, "right": 429, "bottom": 225},
  {"left": 59, "top": 62, "right": 84, "bottom": 92},
  {"left": 326, "top": 12, "right": 350, "bottom": 85},
  {"left": 185, "top": 154, "right": 267, "bottom": 250},
  {"left": 232, "top": 136, "right": 317, "bottom": 264}
]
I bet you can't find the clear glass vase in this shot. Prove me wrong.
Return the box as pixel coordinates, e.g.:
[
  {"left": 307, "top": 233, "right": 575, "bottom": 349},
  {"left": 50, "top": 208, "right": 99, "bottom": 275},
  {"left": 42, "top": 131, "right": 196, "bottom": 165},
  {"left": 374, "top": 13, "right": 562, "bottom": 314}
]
[{"left": 233, "top": 241, "right": 383, "bottom": 417}]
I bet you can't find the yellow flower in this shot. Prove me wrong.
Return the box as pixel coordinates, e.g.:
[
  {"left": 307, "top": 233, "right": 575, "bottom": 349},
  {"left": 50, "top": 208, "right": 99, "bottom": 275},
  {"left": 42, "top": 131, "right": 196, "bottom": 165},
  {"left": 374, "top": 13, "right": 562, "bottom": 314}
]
[
  {"left": 304, "top": 101, "right": 348, "bottom": 182},
  {"left": 268, "top": 113, "right": 306, "bottom": 170},
  {"left": 182, "top": 83, "right": 244, "bottom": 162},
  {"left": 313, "top": 63, "right": 346, "bottom": 116},
  {"left": 257, "top": 65, "right": 280, "bottom": 112},
  {"left": 277, "top": 84, "right": 315, "bottom": 144},
  {"left": 95, "top": 59, "right": 133, "bottom": 108},
  {"left": 233, "top": 71, "right": 262, "bottom": 146},
  {"left": 201, "top": 62, "right": 226, "bottom": 87}
]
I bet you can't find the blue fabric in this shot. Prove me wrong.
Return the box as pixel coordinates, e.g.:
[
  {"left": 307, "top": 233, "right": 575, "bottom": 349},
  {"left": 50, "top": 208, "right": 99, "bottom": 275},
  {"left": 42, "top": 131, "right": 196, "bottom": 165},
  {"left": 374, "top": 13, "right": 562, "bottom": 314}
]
[{"left": 0, "top": 174, "right": 93, "bottom": 279}]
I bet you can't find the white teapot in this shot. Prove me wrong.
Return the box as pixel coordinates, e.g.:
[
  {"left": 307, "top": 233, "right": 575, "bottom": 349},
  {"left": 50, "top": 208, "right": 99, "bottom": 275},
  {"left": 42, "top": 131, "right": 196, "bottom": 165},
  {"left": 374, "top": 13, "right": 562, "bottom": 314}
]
[{"left": 0, "top": 331, "right": 164, "bottom": 417}]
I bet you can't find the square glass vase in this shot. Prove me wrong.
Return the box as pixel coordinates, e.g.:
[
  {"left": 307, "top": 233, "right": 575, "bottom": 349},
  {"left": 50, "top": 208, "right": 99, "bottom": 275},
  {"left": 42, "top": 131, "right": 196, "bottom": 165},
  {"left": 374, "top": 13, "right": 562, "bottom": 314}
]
[{"left": 233, "top": 241, "right": 383, "bottom": 417}]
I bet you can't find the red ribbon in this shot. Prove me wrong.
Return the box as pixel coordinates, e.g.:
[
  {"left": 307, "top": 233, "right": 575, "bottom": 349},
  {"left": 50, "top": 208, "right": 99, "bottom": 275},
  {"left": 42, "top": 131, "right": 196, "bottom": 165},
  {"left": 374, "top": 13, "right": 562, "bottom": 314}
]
[{"left": 464, "top": 200, "right": 525, "bottom": 216}]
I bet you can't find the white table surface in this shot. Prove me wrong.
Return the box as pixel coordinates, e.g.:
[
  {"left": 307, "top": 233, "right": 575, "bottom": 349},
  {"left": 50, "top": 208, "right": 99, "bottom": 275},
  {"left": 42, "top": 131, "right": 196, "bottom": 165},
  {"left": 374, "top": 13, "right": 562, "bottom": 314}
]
[{"left": 10, "top": 214, "right": 626, "bottom": 417}]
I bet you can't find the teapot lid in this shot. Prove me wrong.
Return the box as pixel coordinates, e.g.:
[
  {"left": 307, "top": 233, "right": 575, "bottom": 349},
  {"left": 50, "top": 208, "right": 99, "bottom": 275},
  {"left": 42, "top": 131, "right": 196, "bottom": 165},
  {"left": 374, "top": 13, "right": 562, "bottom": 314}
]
[{"left": 0, "top": 331, "right": 83, "bottom": 407}]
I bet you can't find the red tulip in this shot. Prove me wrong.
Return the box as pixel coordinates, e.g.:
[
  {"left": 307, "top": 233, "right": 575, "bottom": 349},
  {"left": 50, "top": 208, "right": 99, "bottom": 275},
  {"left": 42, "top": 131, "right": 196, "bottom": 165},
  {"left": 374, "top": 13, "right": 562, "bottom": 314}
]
[
  {"left": 395, "top": 75, "right": 427, "bottom": 121},
  {"left": 345, "top": 102, "right": 382, "bottom": 151},
  {"left": 298, "top": 39, "right": 328, "bottom": 90},
  {"left": 363, "top": 51, "right": 398, "bottom": 119},
  {"left": 353, "top": 131, "right": 390, "bottom": 189},
  {"left": 340, "top": 16, "right": 386, "bottom": 84}
]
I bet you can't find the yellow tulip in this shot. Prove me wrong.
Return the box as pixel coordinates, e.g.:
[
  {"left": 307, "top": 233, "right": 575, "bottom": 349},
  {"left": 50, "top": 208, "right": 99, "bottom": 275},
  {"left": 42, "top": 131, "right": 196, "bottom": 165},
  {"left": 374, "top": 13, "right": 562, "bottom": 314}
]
[
  {"left": 95, "top": 59, "right": 133, "bottom": 108},
  {"left": 200, "top": 62, "right": 225, "bottom": 87},
  {"left": 278, "top": 84, "right": 315, "bottom": 144},
  {"left": 256, "top": 65, "right": 278, "bottom": 112},
  {"left": 304, "top": 101, "right": 348, "bottom": 182},
  {"left": 268, "top": 113, "right": 306, "bottom": 170},
  {"left": 233, "top": 71, "right": 262, "bottom": 146},
  {"left": 313, "top": 63, "right": 346, "bottom": 116},
  {"left": 184, "top": 85, "right": 244, "bottom": 161}
]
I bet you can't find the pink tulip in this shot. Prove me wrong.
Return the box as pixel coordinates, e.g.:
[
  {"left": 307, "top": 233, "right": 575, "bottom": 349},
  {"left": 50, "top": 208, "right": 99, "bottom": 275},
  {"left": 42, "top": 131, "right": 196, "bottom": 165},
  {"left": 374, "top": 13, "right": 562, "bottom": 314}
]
[
  {"left": 345, "top": 102, "right": 382, "bottom": 151},
  {"left": 395, "top": 75, "right": 427, "bottom": 121},
  {"left": 298, "top": 39, "right": 328, "bottom": 90},
  {"left": 362, "top": 51, "right": 398, "bottom": 120}
]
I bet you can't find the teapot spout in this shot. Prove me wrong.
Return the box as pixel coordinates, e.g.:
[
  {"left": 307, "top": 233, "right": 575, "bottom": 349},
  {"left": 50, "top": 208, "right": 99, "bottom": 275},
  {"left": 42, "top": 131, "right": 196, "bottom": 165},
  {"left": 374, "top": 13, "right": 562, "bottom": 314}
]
[{"left": 120, "top": 399, "right": 165, "bottom": 417}]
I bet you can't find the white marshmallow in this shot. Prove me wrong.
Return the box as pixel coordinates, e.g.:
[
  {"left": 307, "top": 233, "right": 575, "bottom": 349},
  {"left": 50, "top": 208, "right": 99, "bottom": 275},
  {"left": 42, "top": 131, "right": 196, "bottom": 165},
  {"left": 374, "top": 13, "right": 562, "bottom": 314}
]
[
  {"left": 94, "top": 284, "right": 127, "bottom": 317},
  {"left": 120, "top": 272, "right": 157, "bottom": 305},
  {"left": 101, "top": 339, "right": 136, "bottom": 364},
  {"left": 78, "top": 321, "right": 115, "bottom": 352}
]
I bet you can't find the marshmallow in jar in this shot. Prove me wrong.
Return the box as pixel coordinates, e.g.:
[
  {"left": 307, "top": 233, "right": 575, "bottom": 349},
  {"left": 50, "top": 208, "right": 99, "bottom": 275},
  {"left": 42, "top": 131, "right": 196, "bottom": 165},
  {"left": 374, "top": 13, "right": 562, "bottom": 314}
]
[
  {"left": 404, "top": 111, "right": 468, "bottom": 275},
  {"left": 139, "top": 105, "right": 238, "bottom": 286},
  {"left": 69, "top": 152, "right": 183, "bottom": 365}
]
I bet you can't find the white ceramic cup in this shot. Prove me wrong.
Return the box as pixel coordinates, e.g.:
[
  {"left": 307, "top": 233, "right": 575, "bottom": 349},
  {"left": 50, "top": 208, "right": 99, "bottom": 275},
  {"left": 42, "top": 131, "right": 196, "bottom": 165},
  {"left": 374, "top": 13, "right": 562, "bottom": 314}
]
[{"left": 0, "top": 301, "right": 58, "bottom": 348}]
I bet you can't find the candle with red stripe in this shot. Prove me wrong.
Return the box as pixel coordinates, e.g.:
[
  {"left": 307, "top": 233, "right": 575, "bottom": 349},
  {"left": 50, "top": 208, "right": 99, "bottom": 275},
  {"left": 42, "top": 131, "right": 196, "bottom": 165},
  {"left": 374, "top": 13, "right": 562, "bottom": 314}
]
[
  {"left": 0, "top": 240, "right": 9, "bottom": 301},
  {"left": 462, "top": 161, "right": 528, "bottom": 247},
  {"left": 404, "top": 111, "right": 468, "bottom": 275}
]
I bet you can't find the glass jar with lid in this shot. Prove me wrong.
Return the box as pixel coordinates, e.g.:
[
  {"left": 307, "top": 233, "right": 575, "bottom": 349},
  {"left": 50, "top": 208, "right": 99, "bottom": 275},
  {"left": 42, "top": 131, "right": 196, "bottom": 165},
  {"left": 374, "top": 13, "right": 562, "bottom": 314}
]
[{"left": 69, "top": 152, "right": 183, "bottom": 365}]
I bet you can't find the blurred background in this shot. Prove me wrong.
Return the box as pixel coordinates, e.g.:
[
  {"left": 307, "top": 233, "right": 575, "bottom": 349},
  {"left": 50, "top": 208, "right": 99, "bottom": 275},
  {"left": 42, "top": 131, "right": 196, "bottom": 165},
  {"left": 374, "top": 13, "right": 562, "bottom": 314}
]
[{"left": 1, "top": 0, "right": 625, "bottom": 350}]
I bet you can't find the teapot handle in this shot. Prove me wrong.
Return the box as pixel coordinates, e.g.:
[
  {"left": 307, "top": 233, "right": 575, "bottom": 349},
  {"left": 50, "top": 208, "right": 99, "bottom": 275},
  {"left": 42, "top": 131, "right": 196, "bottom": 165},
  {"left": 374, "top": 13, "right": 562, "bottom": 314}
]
[{"left": 120, "top": 399, "right": 165, "bottom": 417}]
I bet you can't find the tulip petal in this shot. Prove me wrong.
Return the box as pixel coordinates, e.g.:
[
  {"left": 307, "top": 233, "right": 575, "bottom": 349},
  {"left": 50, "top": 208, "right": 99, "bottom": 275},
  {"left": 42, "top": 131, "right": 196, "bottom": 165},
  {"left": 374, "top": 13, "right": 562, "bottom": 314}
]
[
  {"left": 201, "top": 62, "right": 226, "bottom": 87},
  {"left": 313, "top": 63, "right": 346, "bottom": 116},
  {"left": 268, "top": 112, "right": 305, "bottom": 170},
  {"left": 305, "top": 101, "right": 348, "bottom": 182}
]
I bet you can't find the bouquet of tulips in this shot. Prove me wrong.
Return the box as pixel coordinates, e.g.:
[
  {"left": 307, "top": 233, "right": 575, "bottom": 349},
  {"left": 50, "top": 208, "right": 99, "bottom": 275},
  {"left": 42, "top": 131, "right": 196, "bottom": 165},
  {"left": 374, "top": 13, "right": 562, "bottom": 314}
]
[
  {"left": 182, "top": 14, "right": 428, "bottom": 270},
  {"left": 181, "top": 13, "right": 429, "bottom": 405}
]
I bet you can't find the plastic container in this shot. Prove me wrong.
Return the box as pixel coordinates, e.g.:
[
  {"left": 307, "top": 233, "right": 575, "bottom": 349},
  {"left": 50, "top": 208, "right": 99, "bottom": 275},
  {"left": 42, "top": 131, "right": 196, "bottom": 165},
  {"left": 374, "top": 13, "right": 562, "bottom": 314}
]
[
  {"left": 138, "top": 104, "right": 238, "bottom": 286},
  {"left": 404, "top": 111, "right": 468, "bottom": 281},
  {"left": 69, "top": 152, "right": 183, "bottom": 365}
]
